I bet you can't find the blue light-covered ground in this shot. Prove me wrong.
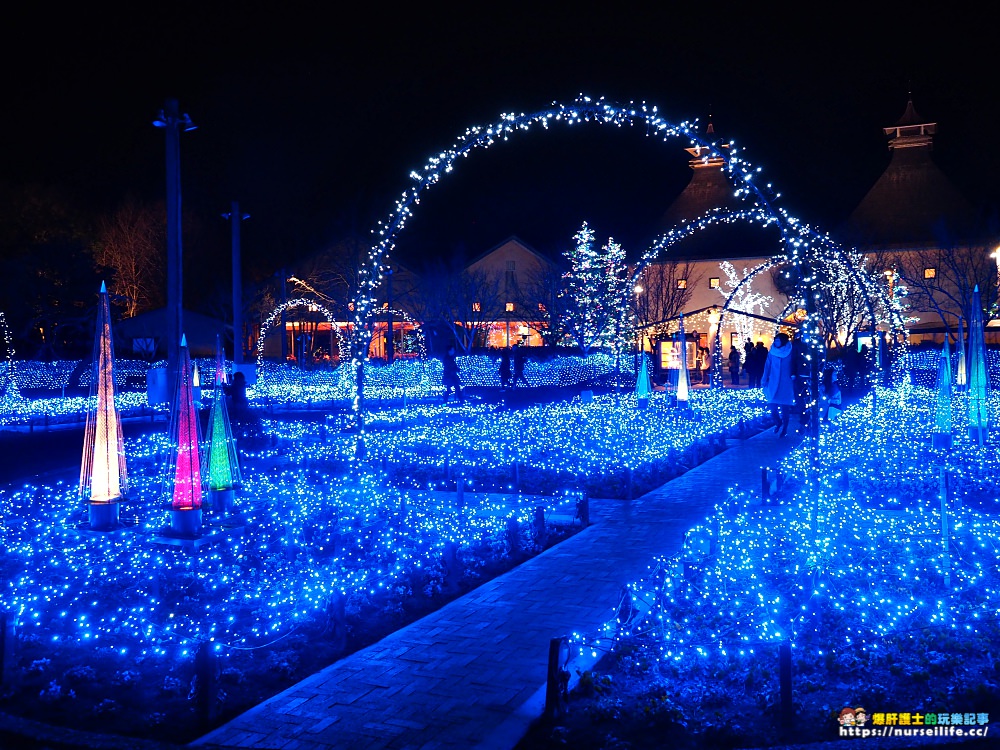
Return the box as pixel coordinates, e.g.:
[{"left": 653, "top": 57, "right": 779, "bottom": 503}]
[{"left": 561, "top": 382, "right": 1000, "bottom": 745}]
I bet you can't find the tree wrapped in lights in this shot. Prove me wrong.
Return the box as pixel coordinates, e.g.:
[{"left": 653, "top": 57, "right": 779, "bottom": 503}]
[
  {"left": 716, "top": 261, "right": 772, "bottom": 353},
  {"left": 202, "top": 335, "right": 241, "bottom": 514},
  {"left": 161, "top": 334, "right": 206, "bottom": 536},
  {"left": 559, "top": 223, "right": 631, "bottom": 355},
  {"left": 79, "top": 282, "right": 128, "bottom": 530},
  {"left": 966, "top": 285, "right": 990, "bottom": 445},
  {"left": 932, "top": 333, "right": 953, "bottom": 450}
]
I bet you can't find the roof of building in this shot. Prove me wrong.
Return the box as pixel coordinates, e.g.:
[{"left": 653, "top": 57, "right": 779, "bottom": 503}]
[
  {"left": 836, "top": 97, "right": 978, "bottom": 250},
  {"left": 655, "top": 119, "right": 784, "bottom": 261},
  {"left": 463, "top": 235, "right": 555, "bottom": 269}
]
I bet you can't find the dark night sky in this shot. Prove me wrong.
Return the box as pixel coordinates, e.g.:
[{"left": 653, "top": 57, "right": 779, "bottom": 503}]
[{"left": 2, "top": 4, "right": 998, "bottom": 279}]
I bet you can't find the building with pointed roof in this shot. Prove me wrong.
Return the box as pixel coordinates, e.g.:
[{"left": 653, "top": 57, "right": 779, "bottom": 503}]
[
  {"left": 836, "top": 97, "right": 997, "bottom": 343},
  {"left": 837, "top": 97, "right": 978, "bottom": 250}
]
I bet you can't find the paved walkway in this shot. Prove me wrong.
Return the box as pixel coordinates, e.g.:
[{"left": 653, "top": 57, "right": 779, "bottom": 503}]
[{"left": 192, "top": 425, "right": 804, "bottom": 750}]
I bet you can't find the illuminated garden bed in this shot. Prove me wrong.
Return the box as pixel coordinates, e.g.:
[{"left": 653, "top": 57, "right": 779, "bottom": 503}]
[
  {"left": 521, "top": 384, "right": 1000, "bottom": 749},
  {"left": 0, "top": 416, "right": 589, "bottom": 743},
  {"left": 264, "top": 389, "right": 772, "bottom": 500}
]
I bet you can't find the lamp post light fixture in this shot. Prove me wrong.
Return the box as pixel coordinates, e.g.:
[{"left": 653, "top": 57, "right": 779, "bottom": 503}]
[{"left": 153, "top": 99, "right": 196, "bottom": 389}]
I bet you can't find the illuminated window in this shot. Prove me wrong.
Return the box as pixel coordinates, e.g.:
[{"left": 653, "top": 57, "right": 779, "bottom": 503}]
[
  {"left": 472, "top": 302, "right": 481, "bottom": 312},
  {"left": 505, "top": 302, "right": 515, "bottom": 312},
  {"left": 677, "top": 279, "right": 687, "bottom": 290},
  {"left": 348, "top": 302, "right": 355, "bottom": 312},
  {"left": 709, "top": 277, "right": 720, "bottom": 289},
  {"left": 924, "top": 267, "right": 937, "bottom": 280},
  {"left": 382, "top": 302, "right": 389, "bottom": 309},
  {"left": 538, "top": 302, "right": 546, "bottom": 312}
]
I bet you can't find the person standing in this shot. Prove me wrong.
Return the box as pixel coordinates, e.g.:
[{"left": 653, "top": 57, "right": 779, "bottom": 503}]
[
  {"left": 761, "top": 332, "right": 796, "bottom": 437},
  {"left": 728, "top": 347, "right": 741, "bottom": 386},
  {"left": 499, "top": 347, "right": 512, "bottom": 389},
  {"left": 512, "top": 342, "right": 529, "bottom": 387},
  {"left": 442, "top": 345, "right": 463, "bottom": 402},
  {"left": 749, "top": 340, "right": 768, "bottom": 388}
]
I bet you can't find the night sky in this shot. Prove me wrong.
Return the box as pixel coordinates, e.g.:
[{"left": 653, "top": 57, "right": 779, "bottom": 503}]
[{"left": 2, "top": 5, "right": 998, "bottom": 278}]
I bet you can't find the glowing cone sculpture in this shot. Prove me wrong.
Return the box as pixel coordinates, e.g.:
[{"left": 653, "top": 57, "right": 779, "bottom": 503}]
[
  {"left": 932, "top": 333, "right": 953, "bottom": 450},
  {"left": 202, "top": 335, "right": 241, "bottom": 514},
  {"left": 164, "top": 334, "right": 206, "bottom": 536},
  {"left": 956, "top": 316, "right": 968, "bottom": 390},
  {"left": 635, "top": 352, "right": 652, "bottom": 408},
  {"left": 79, "top": 282, "right": 128, "bottom": 530},
  {"left": 967, "top": 285, "right": 991, "bottom": 445},
  {"left": 676, "top": 314, "right": 691, "bottom": 409}
]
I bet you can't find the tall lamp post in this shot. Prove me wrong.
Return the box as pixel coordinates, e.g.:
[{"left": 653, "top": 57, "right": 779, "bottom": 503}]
[
  {"left": 222, "top": 202, "right": 250, "bottom": 367},
  {"left": 153, "top": 99, "right": 196, "bottom": 390},
  {"left": 386, "top": 267, "right": 394, "bottom": 364},
  {"left": 991, "top": 247, "right": 1000, "bottom": 312}
]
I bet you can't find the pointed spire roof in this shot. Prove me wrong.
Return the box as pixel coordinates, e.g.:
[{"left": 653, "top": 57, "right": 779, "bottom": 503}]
[
  {"left": 838, "top": 95, "right": 976, "bottom": 249},
  {"left": 660, "top": 116, "right": 739, "bottom": 229},
  {"left": 655, "top": 116, "right": 782, "bottom": 260}
]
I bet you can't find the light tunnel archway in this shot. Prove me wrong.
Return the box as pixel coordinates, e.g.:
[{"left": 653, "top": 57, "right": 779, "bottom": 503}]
[{"left": 347, "top": 93, "right": 905, "bottom": 420}]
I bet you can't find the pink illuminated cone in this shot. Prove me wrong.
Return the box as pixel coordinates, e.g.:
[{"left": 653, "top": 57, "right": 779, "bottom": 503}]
[{"left": 168, "top": 334, "right": 204, "bottom": 511}]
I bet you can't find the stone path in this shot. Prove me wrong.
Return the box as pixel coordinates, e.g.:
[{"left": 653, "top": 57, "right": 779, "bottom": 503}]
[{"left": 192, "top": 425, "right": 804, "bottom": 750}]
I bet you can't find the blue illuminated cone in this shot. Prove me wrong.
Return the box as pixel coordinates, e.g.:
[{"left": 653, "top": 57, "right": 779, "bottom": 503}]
[
  {"left": 955, "top": 316, "right": 968, "bottom": 390},
  {"left": 635, "top": 352, "right": 652, "bottom": 408},
  {"left": 967, "top": 285, "right": 990, "bottom": 445},
  {"left": 932, "top": 333, "right": 953, "bottom": 450}
]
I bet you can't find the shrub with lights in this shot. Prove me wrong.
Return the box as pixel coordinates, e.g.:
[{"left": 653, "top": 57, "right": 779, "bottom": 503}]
[{"left": 576, "top": 379, "right": 1000, "bottom": 740}]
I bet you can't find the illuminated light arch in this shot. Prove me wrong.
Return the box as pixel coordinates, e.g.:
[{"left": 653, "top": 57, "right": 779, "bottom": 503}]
[
  {"left": 626, "top": 204, "right": 909, "bottom": 388},
  {"left": 0, "top": 311, "right": 16, "bottom": 401},
  {"left": 366, "top": 306, "right": 429, "bottom": 360},
  {"left": 353, "top": 95, "right": 789, "bottom": 331},
  {"left": 346, "top": 93, "right": 909, "bottom": 447},
  {"left": 256, "top": 298, "right": 350, "bottom": 368},
  {"left": 354, "top": 95, "right": 902, "bottom": 347}
]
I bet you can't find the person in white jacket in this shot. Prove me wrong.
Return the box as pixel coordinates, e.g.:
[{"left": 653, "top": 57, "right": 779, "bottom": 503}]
[{"left": 761, "top": 332, "right": 796, "bottom": 437}]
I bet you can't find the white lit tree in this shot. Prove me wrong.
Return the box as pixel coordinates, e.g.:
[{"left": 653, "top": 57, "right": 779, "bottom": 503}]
[
  {"left": 716, "top": 261, "right": 772, "bottom": 360},
  {"left": 559, "top": 222, "right": 632, "bottom": 355}
]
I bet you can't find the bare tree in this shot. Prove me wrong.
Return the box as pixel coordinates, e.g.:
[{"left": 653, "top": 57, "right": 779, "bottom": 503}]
[
  {"left": 633, "top": 259, "right": 701, "bottom": 338},
  {"left": 412, "top": 260, "right": 503, "bottom": 354},
  {"left": 885, "top": 235, "right": 999, "bottom": 333},
  {"left": 90, "top": 197, "right": 166, "bottom": 318},
  {"left": 510, "top": 259, "right": 566, "bottom": 347}
]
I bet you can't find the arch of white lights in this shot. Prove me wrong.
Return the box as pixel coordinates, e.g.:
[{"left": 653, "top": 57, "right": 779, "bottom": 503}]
[
  {"left": 350, "top": 93, "right": 904, "bottom": 415},
  {"left": 0, "top": 311, "right": 15, "bottom": 398},
  {"left": 256, "top": 298, "right": 349, "bottom": 368}
]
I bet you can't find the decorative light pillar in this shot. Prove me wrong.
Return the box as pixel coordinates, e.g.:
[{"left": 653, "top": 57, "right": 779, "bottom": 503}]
[
  {"left": 932, "top": 333, "right": 953, "bottom": 450},
  {"left": 676, "top": 313, "right": 691, "bottom": 410},
  {"left": 80, "top": 282, "right": 128, "bottom": 531},
  {"left": 165, "top": 334, "right": 205, "bottom": 536},
  {"left": 202, "top": 335, "right": 242, "bottom": 515},
  {"left": 967, "top": 285, "right": 990, "bottom": 446},
  {"left": 635, "top": 352, "right": 652, "bottom": 409},
  {"left": 956, "top": 316, "right": 968, "bottom": 390}
]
